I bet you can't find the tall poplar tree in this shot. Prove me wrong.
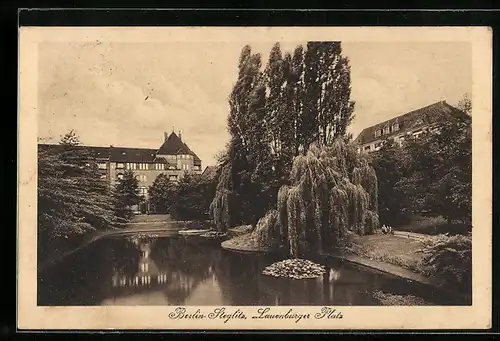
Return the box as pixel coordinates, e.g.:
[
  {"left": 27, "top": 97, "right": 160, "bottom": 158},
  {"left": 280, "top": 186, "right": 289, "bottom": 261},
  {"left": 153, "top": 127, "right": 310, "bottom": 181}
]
[{"left": 302, "top": 42, "right": 355, "bottom": 151}]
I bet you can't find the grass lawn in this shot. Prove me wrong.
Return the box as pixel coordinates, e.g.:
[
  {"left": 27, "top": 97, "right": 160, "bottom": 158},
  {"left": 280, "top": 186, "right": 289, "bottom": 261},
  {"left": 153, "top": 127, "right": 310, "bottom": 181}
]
[
  {"left": 393, "top": 214, "right": 470, "bottom": 235},
  {"left": 344, "top": 233, "right": 430, "bottom": 275}
]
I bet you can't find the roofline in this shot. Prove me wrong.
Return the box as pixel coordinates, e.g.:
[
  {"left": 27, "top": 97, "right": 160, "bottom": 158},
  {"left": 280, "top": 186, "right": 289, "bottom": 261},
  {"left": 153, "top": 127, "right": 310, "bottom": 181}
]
[{"left": 352, "top": 100, "right": 456, "bottom": 144}]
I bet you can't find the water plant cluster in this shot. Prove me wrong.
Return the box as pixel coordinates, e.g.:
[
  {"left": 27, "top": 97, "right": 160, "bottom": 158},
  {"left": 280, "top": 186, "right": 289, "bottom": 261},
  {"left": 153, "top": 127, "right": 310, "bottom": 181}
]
[{"left": 262, "top": 259, "right": 326, "bottom": 280}]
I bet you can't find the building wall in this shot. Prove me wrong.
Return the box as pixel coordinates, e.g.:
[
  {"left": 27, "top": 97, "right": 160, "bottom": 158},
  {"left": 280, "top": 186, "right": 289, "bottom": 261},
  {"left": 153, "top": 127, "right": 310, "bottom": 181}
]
[
  {"left": 104, "top": 158, "right": 203, "bottom": 199},
  {"left": 357, "top": 124, "right": 436, "bottom": 154}
]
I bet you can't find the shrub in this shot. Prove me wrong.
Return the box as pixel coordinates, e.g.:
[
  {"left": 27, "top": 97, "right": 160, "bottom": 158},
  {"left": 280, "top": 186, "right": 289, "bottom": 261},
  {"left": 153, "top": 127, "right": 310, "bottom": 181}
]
[{"left": 420, "top": 233, "right": 472, "bottom": 294}]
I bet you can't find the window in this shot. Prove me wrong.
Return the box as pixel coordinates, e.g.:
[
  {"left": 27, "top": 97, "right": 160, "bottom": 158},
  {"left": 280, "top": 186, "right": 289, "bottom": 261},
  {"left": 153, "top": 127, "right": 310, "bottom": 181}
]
[
  {"left": 375, "top": 129, "right": 382, "bottom": 138},
  {"left": 392, "top": 123, "right": 400, "bottom": 132},
  {"left": 137, "top": 175, "right": 147, "bottom": 182},
  {"left": 117, "top": 174, "right": 124, "bottom": 180},
  {"left": 383, "top": 127, "right": 390, "bottom": 135},
  {"left": 98, "top": 163, "right": 107, "bottom": 169},
  {"left": 116, "top": 163, "right": 124, "bottom": 169}
]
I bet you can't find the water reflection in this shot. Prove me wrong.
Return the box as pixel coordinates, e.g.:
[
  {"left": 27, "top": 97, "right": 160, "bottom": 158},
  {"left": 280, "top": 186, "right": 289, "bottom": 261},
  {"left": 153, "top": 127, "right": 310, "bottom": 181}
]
[{"left": 38, "top": 234, "right": 457, "bottom": 306}]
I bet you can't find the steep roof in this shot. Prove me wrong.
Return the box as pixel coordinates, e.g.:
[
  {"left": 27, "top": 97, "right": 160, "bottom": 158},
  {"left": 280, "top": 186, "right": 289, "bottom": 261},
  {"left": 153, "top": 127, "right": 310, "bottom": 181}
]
[
  {"left": 353, "top": 101, "right": 463, "bottom": 145},
  {"left": 38, "top": 144, "right": 111, "bottom": 160},
  {"left": 38, "top": 132, "right": 202, "bottom": 165},
  {"left": 157, "top": 132, "right": 190, "bottom": 155},
  {"left": 109, "top": 147, "right": 157, "bottom": 163},
  {"left": 157, "top": 132, "right": 201, "bottom": 165}
]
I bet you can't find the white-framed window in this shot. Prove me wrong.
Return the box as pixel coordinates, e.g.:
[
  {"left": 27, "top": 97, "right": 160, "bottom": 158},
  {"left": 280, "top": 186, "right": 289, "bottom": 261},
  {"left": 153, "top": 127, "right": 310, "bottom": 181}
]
[
  {"left": 374, "top": 129, "right": 382, "bottom": 138},
  {"left": 116, "top": 163, "right": 124, "bottom": 169},
  {"left": 383, "top": 127, "right": 390, "bottom": 134},
  {"left": 139, "top": 187, "right": 148, "bottom": 197},
  {"left": 392, "top": 123, "right": 400, "bottom": 132},
  {"left": 117, "top": 174, "right": 124, "bottom": 180},
  {"left": 98, "top": 163, "right": 107, "bottom": 169}
]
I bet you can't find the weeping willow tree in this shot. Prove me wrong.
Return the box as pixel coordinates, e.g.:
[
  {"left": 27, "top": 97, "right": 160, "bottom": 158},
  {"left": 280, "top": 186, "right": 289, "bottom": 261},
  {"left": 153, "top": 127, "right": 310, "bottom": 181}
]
[
  {"left": 252, "top": 138, "right": 379, "bottom": 258},
  {"left": 209, "top": 163, "right": 234, "bottom": 232}
]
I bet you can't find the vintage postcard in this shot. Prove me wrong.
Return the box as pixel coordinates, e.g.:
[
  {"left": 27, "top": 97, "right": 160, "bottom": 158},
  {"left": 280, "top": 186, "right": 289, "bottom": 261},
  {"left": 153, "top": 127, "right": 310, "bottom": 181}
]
[{"left": 18, "top": 26, "right": 492, "bottom": 330}]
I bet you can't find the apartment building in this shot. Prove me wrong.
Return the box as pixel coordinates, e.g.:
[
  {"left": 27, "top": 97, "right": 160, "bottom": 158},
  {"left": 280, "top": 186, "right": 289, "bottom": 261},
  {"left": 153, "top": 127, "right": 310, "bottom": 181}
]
[{"left": 353, "top": 100, "right": 463, "bottom": 153}]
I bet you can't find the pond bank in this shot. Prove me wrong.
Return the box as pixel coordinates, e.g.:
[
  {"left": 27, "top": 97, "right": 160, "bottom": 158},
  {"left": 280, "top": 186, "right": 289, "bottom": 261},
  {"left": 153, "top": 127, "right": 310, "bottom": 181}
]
[
  {"left": 221, "top": 232, "right": 471, "bottom": 304},
  {"left": 38, "top": 219, "right": 191, "bottom": 272}
]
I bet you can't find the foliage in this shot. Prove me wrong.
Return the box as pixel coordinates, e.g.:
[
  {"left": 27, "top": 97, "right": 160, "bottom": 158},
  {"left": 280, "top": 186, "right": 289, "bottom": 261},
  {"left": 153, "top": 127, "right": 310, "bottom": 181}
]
[
  {"left": 395, "top": 109, "right": 472, "bottom": 225},
  {"left": 148, "top": 173, "right": 176, "bottom": 214},
  {"left": 372, "top": 290, "right": 432, "bottom": 306},
  {"left": 261, "top": 259, "right": 326, "bottom": 279},
  {"left": 456, "top": 93, "right": 472, "bottom": 115},
  {"left": 210, "top": 162, "right": 235, "bottom": 232},
  {"left": 420, "top": 233, "right": 472, "bottom": 294},
  {"left": 371, "top": 139, "right": 410, "bottom": 225},
  {"left": 114, "top": 169, "right": 141, "bottom": 219},
  {"left": 252, "top": 139, "right": 379, "bottom": 258},
  {"left": 251, "top": 209, "right": 280, "bottom": 248},
  {"left": 301, "top": 42, "right": 355, "bottom": 149},
  {"left": 169, "top": 172, "right": 216, "bottom": 221},
  {"left": 211, "top": 41, "right": 356, "bottom": 231},
  {"left": 37, "top": 130, "right": 117, "bottom": 261}
]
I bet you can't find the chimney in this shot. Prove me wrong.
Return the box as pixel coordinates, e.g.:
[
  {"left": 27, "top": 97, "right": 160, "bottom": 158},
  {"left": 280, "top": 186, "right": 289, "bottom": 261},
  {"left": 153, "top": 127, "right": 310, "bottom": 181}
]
[
  {"left": 179, "top": 130, "right": 182, "bottom": 141},
  {"left": 164, "top": 132, "right": 168, "bottom": 141}
]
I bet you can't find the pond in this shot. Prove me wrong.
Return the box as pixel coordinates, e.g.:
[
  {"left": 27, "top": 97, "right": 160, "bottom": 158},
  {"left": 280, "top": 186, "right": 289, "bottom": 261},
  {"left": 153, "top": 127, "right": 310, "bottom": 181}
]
[{"left": 37, "top": 233, "right": 458, "bottom": 306}]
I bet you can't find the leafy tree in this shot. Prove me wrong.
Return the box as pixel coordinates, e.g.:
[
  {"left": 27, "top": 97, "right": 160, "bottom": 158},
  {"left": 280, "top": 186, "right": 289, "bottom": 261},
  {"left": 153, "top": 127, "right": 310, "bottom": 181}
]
[
  {"left": 302, "top": 42, "right": 355, "bottom": 150},
  {"left": 148, "top": 173, "right": 176, "bottom": 214},
  {"left": 114, "top": 169, "right": 140, "bottom": 219},
  {"left": 395, "top": 109, "right": 472, "bottom": 226},
  {"left": 252, "top": 139, "right": 379, "bottom": 257},
  {"left": 169, "top": 172, "right": 216, "bottom": 221},
  {"left": 211, "top": 41, "right": 356, "bottom": 231},
  {"left": 421, "top": 233, "right": 472, "bottom": 295},
  {"left": 457, "top": 93, "right": 472, "bottom": 115},
  {"left": 371, "top": 139, "right": 409, "bottom": 225},
  {"left": 38, "top": 130, "right": 116, "bottom": 262}
]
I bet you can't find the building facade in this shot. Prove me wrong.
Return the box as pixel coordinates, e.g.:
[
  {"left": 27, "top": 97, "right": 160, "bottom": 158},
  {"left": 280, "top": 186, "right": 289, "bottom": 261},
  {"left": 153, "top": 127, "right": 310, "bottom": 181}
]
[
  {"left": 353, "top": 100, "right": 463, "bottom": 154},
  {"left": 39, "top": 131, "right": 202, "bottom": 204}
]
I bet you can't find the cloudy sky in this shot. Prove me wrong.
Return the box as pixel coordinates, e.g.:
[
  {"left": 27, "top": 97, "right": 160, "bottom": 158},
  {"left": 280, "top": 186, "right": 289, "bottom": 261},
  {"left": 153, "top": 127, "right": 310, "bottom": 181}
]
[{"left": 38, "top": 41, "right": 471, "bottom": 167}]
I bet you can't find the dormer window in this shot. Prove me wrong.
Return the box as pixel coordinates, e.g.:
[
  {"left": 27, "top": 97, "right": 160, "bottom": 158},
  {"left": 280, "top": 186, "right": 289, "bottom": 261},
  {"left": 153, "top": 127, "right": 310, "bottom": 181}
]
[
  {"left": 392, "top": 123, "right": 400, "bottom": 132},
  {"left": 383, "top": 126, "right": 390, "bottom": 134},
  {"left": 375, "top": 129, "right": 382, "bottom": 138}
]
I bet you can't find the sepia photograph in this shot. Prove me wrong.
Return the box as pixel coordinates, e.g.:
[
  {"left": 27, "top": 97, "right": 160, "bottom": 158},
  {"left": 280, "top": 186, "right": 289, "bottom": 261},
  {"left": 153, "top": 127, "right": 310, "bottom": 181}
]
[{"left": 18, "top": 26, "right": 492, "bottom": 330}]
